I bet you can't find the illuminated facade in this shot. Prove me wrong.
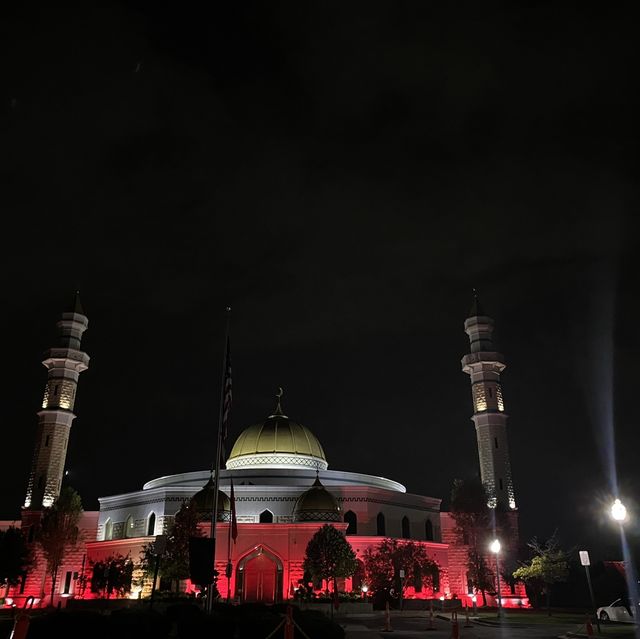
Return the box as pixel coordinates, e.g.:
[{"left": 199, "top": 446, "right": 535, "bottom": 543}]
[
  {"left": 23, "top": 297, "right": 89, "bottom": 515},
  {"left": 88, "top": 401, "right": 450, "bottom": 603},
  {"left": 1, "top": 298, "right": 527, "bottom": 609},
  {"left": 462, "top": 295, "right": 516, "bottom": 511}
]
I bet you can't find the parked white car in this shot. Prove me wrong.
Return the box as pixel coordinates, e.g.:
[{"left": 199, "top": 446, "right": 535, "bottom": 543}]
[{"left": 597, "top": 599, "right": 636, "bottom": 623}]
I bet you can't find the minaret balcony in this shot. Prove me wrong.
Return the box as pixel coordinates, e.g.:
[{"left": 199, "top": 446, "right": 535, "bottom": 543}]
[
  {"left": 42, "top": 348, "right": 90, "bottom": 371},
  {"left": 461, "top": 351, "right": 505, "bottom": 373}
]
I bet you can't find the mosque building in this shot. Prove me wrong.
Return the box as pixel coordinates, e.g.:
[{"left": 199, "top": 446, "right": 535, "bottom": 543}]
[{"left": 1, "top": 296, "right": 527, "bottom": 608}]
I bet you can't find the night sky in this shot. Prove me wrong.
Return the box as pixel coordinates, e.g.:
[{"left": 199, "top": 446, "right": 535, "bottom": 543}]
[{"left": 2, "top": 2, "right": 638, "bottom": 560}]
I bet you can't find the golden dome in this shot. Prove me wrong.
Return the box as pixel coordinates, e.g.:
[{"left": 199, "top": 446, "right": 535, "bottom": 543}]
[
  {"left": 293, "top": 476, "right": 340, "bottom": 522},
  {"left": 191, "top": 475, "right": 231, "bottom": 521},
  {"left": 226, "top": 392, "right": 328, "bottom": 470}
]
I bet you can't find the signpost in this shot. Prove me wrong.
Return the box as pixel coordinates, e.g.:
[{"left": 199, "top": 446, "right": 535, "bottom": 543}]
[{"left": 579, "top": 550, "right": 600, "bottom": 634}]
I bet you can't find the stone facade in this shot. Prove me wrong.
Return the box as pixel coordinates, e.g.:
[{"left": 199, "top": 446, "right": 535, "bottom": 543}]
[
  {"left": 24, "top": 305, "right": 89, "bottom": 511},
  {"left": 461, "top": 304, "right": 517, "bottom": 511}
]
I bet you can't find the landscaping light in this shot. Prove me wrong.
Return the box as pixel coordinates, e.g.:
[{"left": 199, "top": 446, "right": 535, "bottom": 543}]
[{"left": 490, "top": 539, "right": 501, "bottom": 554}]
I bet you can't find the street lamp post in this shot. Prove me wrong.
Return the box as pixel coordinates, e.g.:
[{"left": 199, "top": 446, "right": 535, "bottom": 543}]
[
  {"left": 490, "top": 539, "right": 502, "bottom": 618},
  {"left": 610, "top": 498, "right": 640, "bottom": 624}
]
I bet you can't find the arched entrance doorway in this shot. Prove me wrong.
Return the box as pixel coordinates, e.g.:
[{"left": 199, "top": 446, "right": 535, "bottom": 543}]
[{"left": 236, "top": 546, "right": 283, "bottom": 603}]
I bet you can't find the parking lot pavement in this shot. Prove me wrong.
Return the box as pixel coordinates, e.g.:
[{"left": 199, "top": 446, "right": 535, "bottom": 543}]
[{"left": 340, "top": 611, "right": 588, "bottom": 639}]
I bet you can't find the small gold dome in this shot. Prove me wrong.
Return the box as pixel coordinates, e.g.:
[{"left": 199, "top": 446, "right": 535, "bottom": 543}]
[
  {"left": 226, "top": 392, "right": 327, "bottom": 470},
  {"left": 293, "top": 476, "right": 340, "bottom": 522},
  {"left": 191, "top": 476, "right": 231, "bottom": 522}
]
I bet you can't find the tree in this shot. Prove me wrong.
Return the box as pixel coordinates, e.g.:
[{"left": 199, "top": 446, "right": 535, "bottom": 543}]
[
  {"left": 450, "top": 478, "right": 517, "bottom": 605},
  {"left": 140, "top": 500, "right": 201, "bottom": 592},
  {"left": 303, "top": 524, "right": 357, "bottom": 596},
  {"left": 38, "top": 487, "right": 83, "bottom": 606},
  {"left": 466, "top": 548, "right": 494, "bottom": 607},
  {"left": 0, "top": 527, "right": 33, "bottom": 591},
  {"left": 512, "top": 532, "right": 570, "bottom": 615},
  {"left": 90, "top": 555, "right": 134, "bottom": 598},
  {"left": 363, "top": 538, "right": 439, "bottom": 604},
  {"left": 449, "top": 478, "right": 490, "bottom": 548}
]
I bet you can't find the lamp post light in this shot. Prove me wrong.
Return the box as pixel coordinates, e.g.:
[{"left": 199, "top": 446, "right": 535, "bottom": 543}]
[
  {"left": 611, "top": 498, "right": 627, "bottom": 522},
  {"left": 610, "top": 498, "right": 640, "bottom": 624},
  {"left": 490, "top": 539, "right": 502, "bottom": 618}
]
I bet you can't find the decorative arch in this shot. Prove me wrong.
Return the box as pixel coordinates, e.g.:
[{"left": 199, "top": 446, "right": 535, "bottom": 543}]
[
  {"left": 104, "top": 518, "right": 113, "bottom": 541},
  {"left": 236, "top": 545, "right": 284, "bottom": 603},
  {"left": 344, "top": 510, "right": 357, "bottom": 535},
  {"left": 124, "top": 515, "right": 134, "bottom": 538},
  {"left": 401, "top": 516, "right": 410, "bottom": 539},
  {"left": 259, "top": 509, "right": 274, "bottom": 523},
  {"left": 425, "top": 519, "right": 434, "bottom": 541},
  {"left": 147, "top": 512, "right": 156, "bottom": 536},
  {"left": 376, "top": 512, "right": 386, "bottom": 536}
]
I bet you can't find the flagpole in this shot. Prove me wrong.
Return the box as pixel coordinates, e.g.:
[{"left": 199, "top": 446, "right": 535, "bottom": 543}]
[
  {"left": 226, "top": 472, "right": 235, "bottom": 603},
  {"left": 208, "top": 306, "right": 231, "bottom": 613}
]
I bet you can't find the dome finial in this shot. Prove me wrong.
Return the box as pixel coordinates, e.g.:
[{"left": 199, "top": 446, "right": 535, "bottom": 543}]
[{"left": 274, "top": 387, "right": 284, "bottom": 416}]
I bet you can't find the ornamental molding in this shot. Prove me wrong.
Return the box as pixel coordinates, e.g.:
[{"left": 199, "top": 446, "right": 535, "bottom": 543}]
[
  {"left": 337, "top": 497, "right": 440, "bottom": 513},
  {"left": 226, "top": 453, "right": 328, "bottom": 471},
  {"left": 100, "top": 495, "right": 190, "bottom": 512},
  {"left": 294, "top": 511, "right": 341, "bottom": 522},
  {"left": 100, "top": 494, "right": 440, "bottom": 513}
]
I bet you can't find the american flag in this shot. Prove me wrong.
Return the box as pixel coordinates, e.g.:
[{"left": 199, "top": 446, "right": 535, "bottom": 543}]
[{"left": 220, "top": 336, "right": 232, "bottom": 463}]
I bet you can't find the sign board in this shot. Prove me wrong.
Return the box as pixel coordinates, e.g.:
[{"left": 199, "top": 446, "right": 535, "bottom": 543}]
[
  {"left": 399, "top": 569, "right": 405, "bottom": 578},
  {"left": 579, "top": 550, "right": 590, "bottom": 566}
]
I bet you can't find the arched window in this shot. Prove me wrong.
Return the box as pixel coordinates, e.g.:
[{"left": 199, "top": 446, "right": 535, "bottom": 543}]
[
  {"left": 344, "top": 510, "right": 357, "bottom": 535},
  {"left": 125, "top": 515, "right": 134, "bottom": 538},
  {"left": 401, "top": 516, "right": 410, "bottom": 539},
  {"left": 259, "top": 509, "right": 274, "bottom": 523},
  {"left": 147, "top": 512, "right": 156, "bottom": 536},
  {"left": 376, "top": 512, "right": 386, "bottom": 536},
  {"left": 104, "top": 519, "right": 113, "bottom": 541},
  {"left": 425, "top": 519, "right": 434, "bottom": 541}
]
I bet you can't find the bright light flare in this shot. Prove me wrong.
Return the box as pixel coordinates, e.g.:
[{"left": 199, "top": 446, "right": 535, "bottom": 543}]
[
  {"left": 611, "top": 498, "right": 627, "bottom": 522},
  {"left": 490, "top": 539, "right": 501, "bottom": 554}
]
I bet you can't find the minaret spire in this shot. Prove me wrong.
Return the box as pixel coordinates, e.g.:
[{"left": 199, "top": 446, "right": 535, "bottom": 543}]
[
  {"left": 469, "top": 288, "right": 485, "bottom": 318},
  {"left": 461, "top": 295, "right": 516, "bottom": 510},
  {"left": 23, "top": 300, "right": 90, "bottom": 512},
  {"left": 73, "top": 290, "right": 84, "bottom": 315}
]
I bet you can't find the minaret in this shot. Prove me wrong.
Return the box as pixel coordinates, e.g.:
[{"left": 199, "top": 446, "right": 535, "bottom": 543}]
[
  {"left": 461, "top": 293, "right": 516, "bottom": 510},
  {"left": 23, "top": 295, "right": 89, "bottom": 513}
]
